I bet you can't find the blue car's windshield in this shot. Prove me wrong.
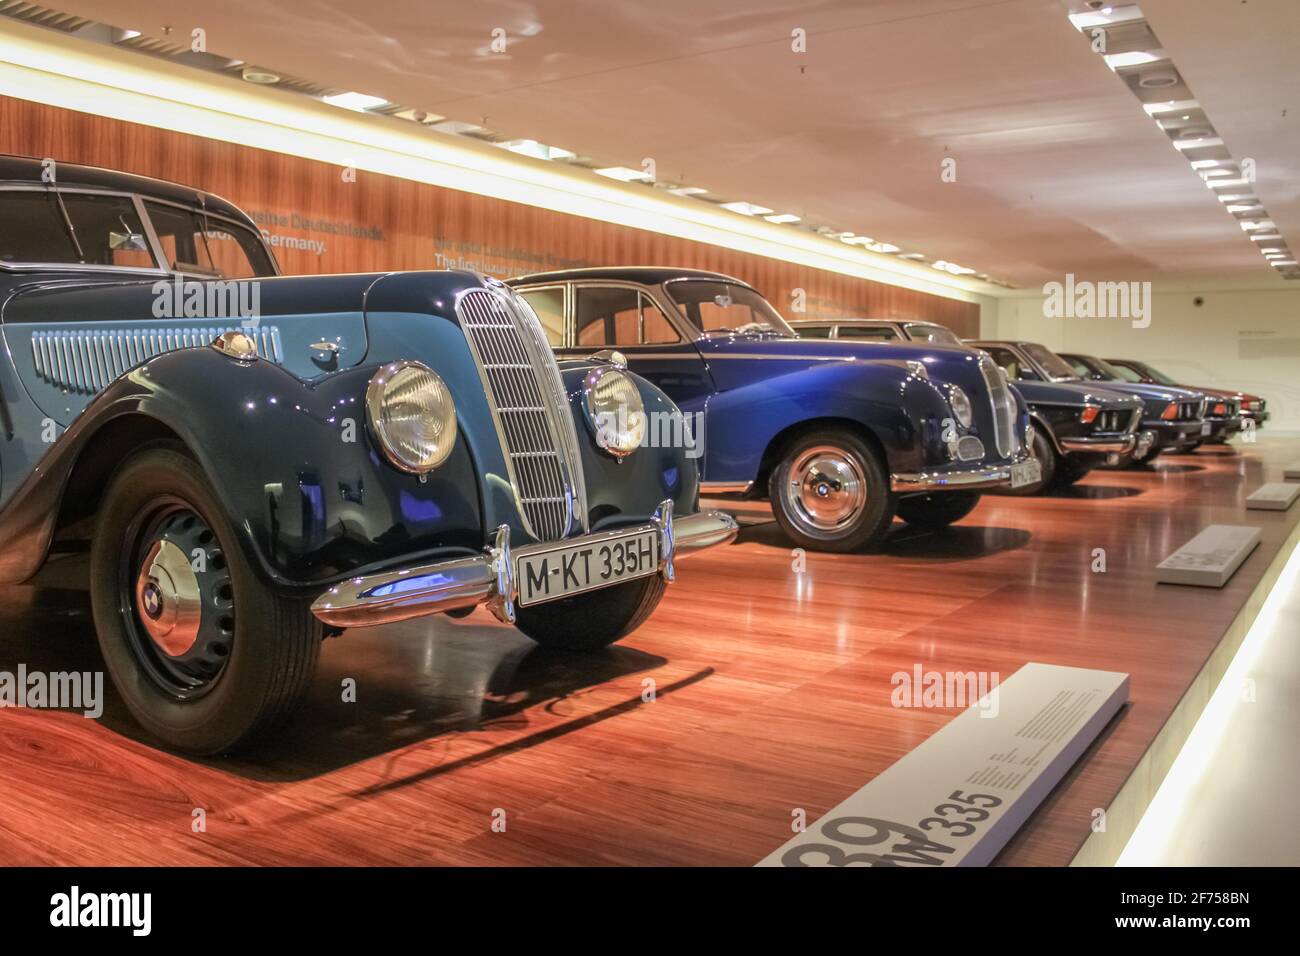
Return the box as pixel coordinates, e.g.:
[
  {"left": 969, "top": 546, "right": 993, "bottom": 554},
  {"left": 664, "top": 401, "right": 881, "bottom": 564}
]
[{"left": 664, "top": 280, "right": 795, "bottom": 339}]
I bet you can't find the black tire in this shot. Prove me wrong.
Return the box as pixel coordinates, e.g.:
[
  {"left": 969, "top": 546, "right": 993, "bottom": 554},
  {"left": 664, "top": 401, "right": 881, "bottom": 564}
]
[
  {"left": 767, "top": 428, "right": 895, "bottom": 552},
  {"left": 1005, "top": 427, "right": 1057, "bottom": 496},
  {"left": 514, "top": 574, "right": 667, "bottom": 650},
  {"left": 90, "top": 446, "right": 321, "bottom": 755},
  {"left": 896, "top": 491, "right": 981, "bottom": 529}
]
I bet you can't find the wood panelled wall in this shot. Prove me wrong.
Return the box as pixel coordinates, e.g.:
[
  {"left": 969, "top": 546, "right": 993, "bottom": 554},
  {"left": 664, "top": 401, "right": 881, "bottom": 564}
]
[{"left": 0, "top": 95, "right": 979, "bottom": 334}]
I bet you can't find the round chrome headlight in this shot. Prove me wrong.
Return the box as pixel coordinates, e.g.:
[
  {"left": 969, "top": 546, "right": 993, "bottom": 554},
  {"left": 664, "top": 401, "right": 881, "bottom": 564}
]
[
  {"left": 366, "top": 361, "right": 457, "bottom": 474},
  {"left": 583, "top": 367, "right": 646, "bottom": 457},
  {"left": 948, "top": 385, "right": 973, "bottom": 429}
]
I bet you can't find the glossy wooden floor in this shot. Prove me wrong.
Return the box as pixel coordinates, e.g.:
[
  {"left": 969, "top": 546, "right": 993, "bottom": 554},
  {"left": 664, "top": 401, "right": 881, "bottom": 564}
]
[{"left": 1, "top": 438, "right": 1297, "bottom": 866}]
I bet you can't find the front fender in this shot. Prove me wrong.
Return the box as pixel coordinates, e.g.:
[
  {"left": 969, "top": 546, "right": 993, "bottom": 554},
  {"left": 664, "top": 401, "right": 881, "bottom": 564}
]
[
  {"left": 0, "top": 345, "right": 485, "bottom": 590},
  {"left": 701, "top": 361, "right": 948, "bottom": 482}
]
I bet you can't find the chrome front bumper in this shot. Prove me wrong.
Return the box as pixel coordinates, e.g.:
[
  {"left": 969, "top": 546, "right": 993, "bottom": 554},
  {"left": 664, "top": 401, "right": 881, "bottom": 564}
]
[
  {"left": 310, "top": 501, "right": 739, "bottom": 629},
  {"left": 1059, "top": 434, "right": 1136, "bottom": 454},
  {"left": 890, "top": 450, "right": 1033, "bottom": 493}
]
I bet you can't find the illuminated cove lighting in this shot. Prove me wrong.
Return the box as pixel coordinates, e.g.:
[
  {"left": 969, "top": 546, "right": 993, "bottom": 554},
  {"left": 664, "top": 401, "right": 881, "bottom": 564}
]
[{"left": 0, "top": 17, "right": 993, "bottom": 303}]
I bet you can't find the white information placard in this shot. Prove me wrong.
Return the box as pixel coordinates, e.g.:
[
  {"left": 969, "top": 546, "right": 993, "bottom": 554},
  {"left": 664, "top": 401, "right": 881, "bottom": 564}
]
[
  {"left": 1246, "top": 482, "right": 1299, "bottom": 511},
  {"left": 1156, "top": 524, "right": 1261, "bottom": 587},
  {"left": 757, "top": 663, "right": 1129, "bottom": 867}
]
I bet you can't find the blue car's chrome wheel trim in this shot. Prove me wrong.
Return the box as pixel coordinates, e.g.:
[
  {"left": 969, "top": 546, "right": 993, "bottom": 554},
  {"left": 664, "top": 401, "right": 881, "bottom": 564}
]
[
  {"left": 783, "top": 445, "right": 868, "bottom": 538},
  {"left": 121, "top": 500, "right": 234, "bottom": 700}
]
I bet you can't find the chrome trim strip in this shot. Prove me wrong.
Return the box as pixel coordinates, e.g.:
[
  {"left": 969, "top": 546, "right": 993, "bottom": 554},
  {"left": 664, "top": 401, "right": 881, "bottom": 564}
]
[
  {"left": 890, "top": 450, "right": 1032, "bottom": 493},
  {"left": 700, "top": 480, "right": 754, "bottom": 495},
  {"left": 29, "top": 325, "right": 283, "bottom": 393},
  {"left": 310, "top": 509, "right": 739, "bottom": 628},
  {"left": 1059, "top": 436, "right": 1137, "bottom": 454}
]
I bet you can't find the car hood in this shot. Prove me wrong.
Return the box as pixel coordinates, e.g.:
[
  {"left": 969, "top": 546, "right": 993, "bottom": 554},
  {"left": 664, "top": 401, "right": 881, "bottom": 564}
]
[
  {"left": 1009, "top": 378, "right": 1143, "bottom": 410},
  {"left": 1086, "top": 380, "right": 1203, "bottom": 403},
  {"left": 693, "top": 334, "right": 991, "bottom": 393}
]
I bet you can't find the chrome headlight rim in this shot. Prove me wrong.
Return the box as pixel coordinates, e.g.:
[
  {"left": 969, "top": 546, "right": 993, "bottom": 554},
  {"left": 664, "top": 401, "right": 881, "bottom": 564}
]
[
  {"left": 365, "top": 360, "right": 458, "bottom": 475},
  {"left": 947, "top": 384, "right": 973, "bottom": 429},
  {"left": 582, "top": 366, "right": 646, "bottom": 458}
]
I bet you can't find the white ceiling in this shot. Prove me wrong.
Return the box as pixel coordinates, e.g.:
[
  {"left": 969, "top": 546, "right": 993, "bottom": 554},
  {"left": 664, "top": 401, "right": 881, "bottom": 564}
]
[{"left": 41, "top": 0, "right": 1300, "bottom": 288}]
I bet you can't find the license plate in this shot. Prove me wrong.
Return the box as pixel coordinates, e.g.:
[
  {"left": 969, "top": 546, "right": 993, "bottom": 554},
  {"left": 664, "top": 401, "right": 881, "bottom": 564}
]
[
  {"left": 1201, "top": 421, "right": 1212, "bottom": 436},
  {"left": 516, "top": 529, "right": 659, "bottom": 607},
  {"left": 1011, "top": 459, "right": 1042, "bottom": 488}
]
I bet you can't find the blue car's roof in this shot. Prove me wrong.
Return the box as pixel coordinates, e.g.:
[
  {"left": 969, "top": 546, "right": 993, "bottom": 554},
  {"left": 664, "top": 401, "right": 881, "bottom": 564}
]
[
  {"left": 0, "top": 154, "right": 252, "bottom": 227},
  {"left": 508, "top": 267, "right": 751, "bottom": 287}
]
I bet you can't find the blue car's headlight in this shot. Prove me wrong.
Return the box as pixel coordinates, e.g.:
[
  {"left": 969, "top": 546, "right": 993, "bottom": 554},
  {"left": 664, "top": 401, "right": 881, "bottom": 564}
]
[
  {"left": 366, "top": 361, "right": 457, "bottom": 474},
  {"left": 947, "top": 385, "right": 973, "bottom": 429},
  {"left": 583, "top": 367, "right": 646, "bottom": 458}
]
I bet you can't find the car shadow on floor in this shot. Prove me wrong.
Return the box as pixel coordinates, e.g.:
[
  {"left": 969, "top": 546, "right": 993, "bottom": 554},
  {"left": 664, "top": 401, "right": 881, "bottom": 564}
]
[
  {"left": 734, "top": 518, "right": 1031, "bottom": 560},
  {"left": 0, "top": 578, "right": 689, "bottom": 783},
  {"left": 1041, "top": 484, "right": 1144, "bottom": 500}
]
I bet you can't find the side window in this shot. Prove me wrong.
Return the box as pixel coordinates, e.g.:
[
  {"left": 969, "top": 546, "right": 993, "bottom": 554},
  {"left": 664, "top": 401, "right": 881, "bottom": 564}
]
[
  {"left": 640, "top": 296, "right": 681, "bottom": 345},
  {"left": 795, "top": 325, "right": 833, "bottom": 339},
  {"left": 1066, "top": 358, "right": 1091, "bottom": 377},
  {"left": 576, "top": 286, "right": 679, "bottom": 347},
  {"left": 984, "top": 347, "right": 1023, "bottom": 380},
  {"left": 1111, "top": 364, "right": 1143, "bottom": 383},
  {"left": 144, "top": 202, "right": 272, "bottom": 279},
  {"left": 519, "top": 287, "right": 566, "bottom": 346},
  {"left": 839, "top": 326, "right": 898, "bottom": 342}
]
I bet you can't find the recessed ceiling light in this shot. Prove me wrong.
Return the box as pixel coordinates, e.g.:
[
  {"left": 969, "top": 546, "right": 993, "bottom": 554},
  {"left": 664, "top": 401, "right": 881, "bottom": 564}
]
[
  {"left": 1250, "top": 233, "right": 1284, "bottom": 241},
  {"left": 669, "top": 186, "right": 708, "bottom": 197},
  {"left": 241, "top": 67, "right": 280, "bottom": 85},
  {"left": 1137, "top": 68, "right": 1180, "bottom": 88},
  {"left": 1143, "top": 99, "right": 1200, "bottom": 116},
  {"left": 764, "top": 213, "right": 801, "bottom": 224},
  {"left": 720, "top": 201, "right": 774, "bottom": 216},
  {"left": 499, "top": 139, "right": 576, "bottom": 161},
  {"left": 1269, "top": 260, "right": 1298, "bottom": 267},
  {"left": 1105, "top": 50, "right": 1169, "bottom": 70},
  {"left": 866, "top": 241, "right": 901, "bottom": 254},
  {"left": 1173, "top": 137, "right": 1225, "bottom": 150},
  {"left": 322, "top": 91, "right": 388, "bottom": 111},
  {"left": 1208, "top": 178, "right": 1250, "bottom": 189},
  {"left": 594, "top": 166, "right": 653, "bottom": 182}
]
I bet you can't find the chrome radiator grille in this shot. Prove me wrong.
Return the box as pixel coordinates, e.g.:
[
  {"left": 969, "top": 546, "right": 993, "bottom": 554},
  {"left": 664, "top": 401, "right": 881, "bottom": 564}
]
[
  {"left": 31, "top": 326, "right": 283, "bottom": 394},
  {"left": 977, "top": 354, "right": 1018, "bottom": 458},
  {"left": 456, "top": 286, "right": 586, "bottom": 542}
]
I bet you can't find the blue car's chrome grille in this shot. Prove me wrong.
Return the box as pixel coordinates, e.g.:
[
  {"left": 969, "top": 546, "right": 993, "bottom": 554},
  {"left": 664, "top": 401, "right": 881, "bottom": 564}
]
[
  {"left": 977, "top": 354, "right": 1017, "bottom": 459},
  {"left": 456, "top": 286, "right": 586, "bottom": 543},
  {"left": 30, "top": 326, "right": 283, "bottom": 395}
]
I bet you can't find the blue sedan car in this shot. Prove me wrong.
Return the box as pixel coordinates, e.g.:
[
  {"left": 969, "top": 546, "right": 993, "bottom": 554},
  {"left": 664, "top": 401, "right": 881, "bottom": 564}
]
[
  {"left": 509, "top": 268, "right": 1038, "bottom": 551},
  {"left": 0, "top": 157, "right": 736, "bottom": 753}
]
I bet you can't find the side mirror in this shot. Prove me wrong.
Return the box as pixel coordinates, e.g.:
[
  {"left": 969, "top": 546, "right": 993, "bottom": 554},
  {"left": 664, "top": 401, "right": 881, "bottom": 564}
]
[{"left": 109, "top": 231, "right": 148, "bottom": 252}]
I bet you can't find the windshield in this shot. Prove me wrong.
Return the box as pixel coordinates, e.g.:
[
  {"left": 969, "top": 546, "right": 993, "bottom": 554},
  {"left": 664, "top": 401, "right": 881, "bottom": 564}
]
[
  {"left": 664, "top": 280, "right": 795, "bottom": 338},
  {"left": 1088, "top": 356, "right": 1130, "bottom": 380},
  {"left": 1022, "top": 343, "right": 1080, "bottom": 381},
  {"left": 1139, "top": 363, "right": 1179, "bottom": 387},
  {"left": 904, "top": 322, "right": 961, "bottom": 345}
]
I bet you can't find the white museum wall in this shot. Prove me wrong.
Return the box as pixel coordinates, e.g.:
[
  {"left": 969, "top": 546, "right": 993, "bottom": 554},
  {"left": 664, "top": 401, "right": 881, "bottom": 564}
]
[{"left": 984, "top": 288, "right": 1300, "bottom": 432}]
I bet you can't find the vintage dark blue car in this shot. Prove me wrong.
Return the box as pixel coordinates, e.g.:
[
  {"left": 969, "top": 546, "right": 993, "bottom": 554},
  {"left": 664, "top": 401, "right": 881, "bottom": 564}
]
[
  {"left": 967, "top": 340, "right": 1148, "bottom": 489},
  {"left": 790, "top": 320, "right": 1148, "bottom": 493},
  {"left": 507, "top": 268, "right": 1039, "bottom": 549},
  {"left": 0, "top": 156, "right": 736, "bottom": 753},
  {"left": 1058, "top": 353, "right": 1216, "bottom": 458}
]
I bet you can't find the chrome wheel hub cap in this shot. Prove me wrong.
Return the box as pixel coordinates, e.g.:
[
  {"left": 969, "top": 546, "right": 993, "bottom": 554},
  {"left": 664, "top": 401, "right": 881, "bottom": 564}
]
[
  {"left": 785, "top": 445, "right": 868, "bottom": 537},
  {"left": 135, "top": 539, "right": 202, "bottom": 657}
]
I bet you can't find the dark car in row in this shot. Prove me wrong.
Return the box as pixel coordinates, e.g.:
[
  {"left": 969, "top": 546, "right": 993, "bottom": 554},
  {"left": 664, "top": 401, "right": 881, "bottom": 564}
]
[
  {"left": 1060, "top": 353, "right": 1232, "bottom": 452},
  {"left": 792, "top": 319, "right": 1144, "bottom": 493},
  {"left": 1103, "top": 358, "right": 1265, "bottom": 440}
]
